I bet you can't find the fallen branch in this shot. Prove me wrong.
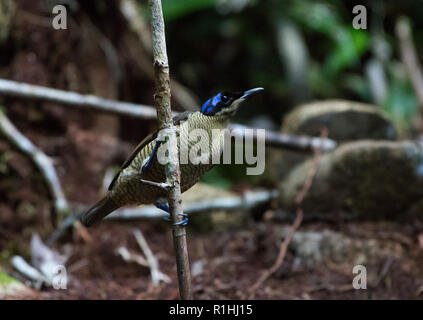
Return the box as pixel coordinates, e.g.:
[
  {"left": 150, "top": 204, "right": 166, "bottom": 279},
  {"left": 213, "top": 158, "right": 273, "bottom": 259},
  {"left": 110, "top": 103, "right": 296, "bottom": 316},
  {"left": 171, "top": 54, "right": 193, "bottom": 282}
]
[
  {"left": 107, "top": 189, "right": 279, "bottom": 220},
  {"left": 46, "top": 189, "right": 278, "bottom": 245},
  {"left": 0, "top": 78, "right": 158, "bottom": 119},
  {"left": 149, "top": 0, "right": 192, "bottom": 300},
  {"left": 0, "top": 78, "right": 337, "bottom": 152},
  {"left": 132, "top": 229, "right": 170, "bottom": 285},
  {"left": 11, "top": 256, "right": 48, "bottom": 289},
  {"left": 247, "top": 128, "right": 327, "bottom": 299},
  {"left": 116, "top": 246, "right": 149, "bottom": 267},
  {"left": 0, "top": 109, "right": 70, "bottom": 219}
]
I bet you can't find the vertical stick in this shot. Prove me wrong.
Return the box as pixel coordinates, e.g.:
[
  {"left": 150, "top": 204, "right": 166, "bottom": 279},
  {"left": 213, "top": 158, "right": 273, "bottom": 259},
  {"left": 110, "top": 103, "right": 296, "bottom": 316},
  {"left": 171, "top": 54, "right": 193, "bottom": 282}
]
[{"left": 148, "top": 0, "right": 192, "bottom": 300}]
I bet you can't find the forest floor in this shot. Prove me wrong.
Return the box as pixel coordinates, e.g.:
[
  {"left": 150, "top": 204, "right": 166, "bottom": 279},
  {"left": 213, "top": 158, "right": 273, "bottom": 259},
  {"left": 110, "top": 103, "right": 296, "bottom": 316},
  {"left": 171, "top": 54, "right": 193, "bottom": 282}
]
[{"left": 2, "top": 217, "right": 423, "bottom": 300}]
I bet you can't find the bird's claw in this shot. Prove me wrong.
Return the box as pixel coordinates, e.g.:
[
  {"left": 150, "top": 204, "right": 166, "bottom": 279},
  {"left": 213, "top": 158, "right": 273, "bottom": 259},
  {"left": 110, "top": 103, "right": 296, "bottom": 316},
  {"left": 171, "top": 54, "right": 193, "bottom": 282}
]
[
  {"left": 162, "top": 213, "right": 188, "bottom": 226},
  {"left": 174, "top": 216, "right": 189, "bottom": 226}
]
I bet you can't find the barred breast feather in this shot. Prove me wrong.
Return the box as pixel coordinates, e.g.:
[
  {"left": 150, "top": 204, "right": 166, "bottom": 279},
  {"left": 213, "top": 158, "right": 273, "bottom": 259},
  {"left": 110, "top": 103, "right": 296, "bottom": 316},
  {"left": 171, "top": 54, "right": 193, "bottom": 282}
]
[{"left": 108, "top": 112, "right": 228, "bottom": 207}]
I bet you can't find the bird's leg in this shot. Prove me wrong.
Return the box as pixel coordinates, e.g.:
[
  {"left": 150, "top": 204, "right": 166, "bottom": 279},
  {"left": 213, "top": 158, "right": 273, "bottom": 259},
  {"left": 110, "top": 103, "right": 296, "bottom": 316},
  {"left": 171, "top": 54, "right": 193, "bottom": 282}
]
[
  {"left": 154, "top": 199, "right": 188, "bottom": 226},
  {"left": 142, "top": 140, "right": 162, "bottom": 174}
]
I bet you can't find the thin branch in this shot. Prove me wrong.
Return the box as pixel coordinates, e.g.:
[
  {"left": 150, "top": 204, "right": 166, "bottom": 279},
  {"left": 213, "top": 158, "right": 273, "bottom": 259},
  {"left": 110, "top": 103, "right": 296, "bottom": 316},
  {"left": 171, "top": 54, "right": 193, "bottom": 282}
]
[
  {"left": 228, "top": 123, "right": 336, "bottom": 152},
  {"left": 247, "top": 209, "right": 303, "bottom": 299},
  {"left": 116, "top": 246, "right": 149, "bottom": 267},
  {"left": 132, "top": 229, "right": 170, "bottom": 286},
  {"left": 247, "top": 128, "right": 327, "bottom": 299},
  {"left": 0, "top": 78, "right": 337, "bottom": 152},
  {"left": 396, "top": 17, "right": 423, "bottom": 108},
  {"left": 116, "top": 246, "right": 171, "bottom": 286},
  {"left": 0, "top": 109, "right": 70, "bottom": 218},
  {"left": 0, "top": 78, "right": 158, "bottom": 120},
  {"left": 148, "top": 0, "right": 192, "bottom": 300}
]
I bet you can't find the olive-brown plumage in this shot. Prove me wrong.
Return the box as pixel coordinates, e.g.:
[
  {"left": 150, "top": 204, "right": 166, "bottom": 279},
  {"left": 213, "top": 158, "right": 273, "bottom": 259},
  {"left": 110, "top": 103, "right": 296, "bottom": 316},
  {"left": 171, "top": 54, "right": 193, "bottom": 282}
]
[{"left": 80, "top": 88, "right": 263, "bottom": 227}]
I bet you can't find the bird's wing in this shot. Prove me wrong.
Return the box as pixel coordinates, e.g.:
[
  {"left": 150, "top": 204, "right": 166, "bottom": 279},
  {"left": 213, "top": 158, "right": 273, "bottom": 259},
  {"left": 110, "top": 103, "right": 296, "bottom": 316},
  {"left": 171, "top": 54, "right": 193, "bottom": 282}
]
[
  {"left": 108, "top": 111, "right": 194, "bottom": 191},
  {"left": 108, "top": 131, "right": 157, "bottom": 190},
  {"left": 172, "top": 111, "right": 193, "bottom": 125}
]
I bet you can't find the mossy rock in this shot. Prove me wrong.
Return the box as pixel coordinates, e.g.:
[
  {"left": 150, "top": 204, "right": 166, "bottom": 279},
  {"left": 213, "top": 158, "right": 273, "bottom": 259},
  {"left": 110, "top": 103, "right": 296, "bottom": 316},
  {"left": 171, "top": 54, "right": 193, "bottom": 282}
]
[
  {"left": 182, "top": 183, "right": 245, "bottom": 233},
  {"left": 282, "top": 100, "right": 396, "bottom": 141},
  {"left": 283, "top": 228, "right": 403, "bottom": 268},
  {"left": 265, "top": 100, "right": 397, "bottom": 184},
  {"left": 279, "top": 140, "right": 423, "bottom": 220}
]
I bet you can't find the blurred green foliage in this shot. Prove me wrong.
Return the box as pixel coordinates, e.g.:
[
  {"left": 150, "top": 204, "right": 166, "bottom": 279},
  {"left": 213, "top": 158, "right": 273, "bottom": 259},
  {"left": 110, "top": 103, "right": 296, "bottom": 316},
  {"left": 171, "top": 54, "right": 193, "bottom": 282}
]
[{"left": 162, "top": 0, "right": 218, "bottom": 21}]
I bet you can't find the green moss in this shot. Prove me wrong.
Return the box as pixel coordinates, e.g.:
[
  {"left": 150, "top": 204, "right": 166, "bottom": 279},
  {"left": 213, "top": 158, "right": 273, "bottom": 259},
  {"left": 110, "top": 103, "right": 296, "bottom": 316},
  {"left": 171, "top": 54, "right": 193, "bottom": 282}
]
[{"left": 0, "top": 270, "right": 18, "bottom": 285}]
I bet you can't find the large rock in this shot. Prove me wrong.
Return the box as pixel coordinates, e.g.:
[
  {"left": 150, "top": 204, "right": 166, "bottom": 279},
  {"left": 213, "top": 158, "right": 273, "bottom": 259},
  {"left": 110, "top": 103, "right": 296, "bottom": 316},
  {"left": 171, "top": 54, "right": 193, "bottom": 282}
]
[
  {"left": 282, "top": 100, "right": 396, "bottom": 141},
  {"left": 265, "top": 100, "right": 397, "bottom": 183},
  {"left": 281, "top": 228, "right": 403, "bottom": 268},
  {"left": 279, "top": 140, "right": 423, "bottom": 219}
]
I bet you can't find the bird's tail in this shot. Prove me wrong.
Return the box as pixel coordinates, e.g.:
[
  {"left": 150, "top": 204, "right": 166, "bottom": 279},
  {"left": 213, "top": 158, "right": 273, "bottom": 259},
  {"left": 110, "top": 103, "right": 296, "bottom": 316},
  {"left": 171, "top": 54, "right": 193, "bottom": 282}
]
[{"left": 80, "top": 196, "right": 119, "bottom": 227}]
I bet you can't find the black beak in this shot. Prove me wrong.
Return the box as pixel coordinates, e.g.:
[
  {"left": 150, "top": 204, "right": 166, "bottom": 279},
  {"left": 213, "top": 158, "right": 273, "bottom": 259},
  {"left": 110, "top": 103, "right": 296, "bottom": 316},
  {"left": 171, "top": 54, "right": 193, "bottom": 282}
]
[{"left": 241, "top": 87, "right": 264, "bottom": 99}]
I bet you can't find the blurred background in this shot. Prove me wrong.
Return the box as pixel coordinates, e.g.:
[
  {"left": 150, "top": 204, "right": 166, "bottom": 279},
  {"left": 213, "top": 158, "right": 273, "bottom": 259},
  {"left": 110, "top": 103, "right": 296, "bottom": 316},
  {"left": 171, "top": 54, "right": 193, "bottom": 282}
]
[{"left": 1, "top": 0, "right": 423, "bottom": 299}]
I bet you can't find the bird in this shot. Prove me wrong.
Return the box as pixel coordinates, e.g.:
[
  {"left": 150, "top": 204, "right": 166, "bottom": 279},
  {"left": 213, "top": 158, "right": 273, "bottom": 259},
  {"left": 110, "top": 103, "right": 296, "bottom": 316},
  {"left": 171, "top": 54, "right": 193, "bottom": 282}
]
[{"left": 80, "top": 88, "right": 264, "bottom": 227}]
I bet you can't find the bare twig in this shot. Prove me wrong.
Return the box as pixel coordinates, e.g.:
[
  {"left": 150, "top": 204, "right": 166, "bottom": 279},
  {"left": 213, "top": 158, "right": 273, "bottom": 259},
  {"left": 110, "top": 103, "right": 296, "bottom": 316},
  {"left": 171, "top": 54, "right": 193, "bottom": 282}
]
[
  {"left": 0, "top": 109, "right": 70, "bottom": 219},
  {"left": 247, "top": 209, "right": 303, "bottom": 299},
  {"left": 148, "top": 0, "right": 192, "bottom": 300},
  {"left": 73, "top": 220, "right": 93, "bottom": 243},
  {"left": 116, "top": 246, "right": 149, "bottom": 267},
  {"left": 0, "top": 78, "right": 336, "bottom": 152},
  {"left": 116, "top": 245, "right": 172, "bottom": 284},
  {"left": 11, "top": 256, "right": 48, "bottom": 289},
  {"left": 396, "top": 17, "right": 423, "bottom": 108},
  {"left": 370, "top": 257, "right": 393, "bottom": 289},
  {"left": 132, "top": 229, "right": 170, "bottom": 285},
  {"left": 139, "top": 178, "right": 172, "bottom": 190},
  {"left": 247, "top": 128, "right": 327, "bottom": 299}
]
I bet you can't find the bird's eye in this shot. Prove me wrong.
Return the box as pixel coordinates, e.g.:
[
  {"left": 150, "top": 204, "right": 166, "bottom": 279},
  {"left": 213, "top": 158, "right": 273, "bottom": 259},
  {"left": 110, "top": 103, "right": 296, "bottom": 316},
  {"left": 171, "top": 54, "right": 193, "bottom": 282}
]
[{"left": 221, "top": 95, "right": 228, "bottom": 103}]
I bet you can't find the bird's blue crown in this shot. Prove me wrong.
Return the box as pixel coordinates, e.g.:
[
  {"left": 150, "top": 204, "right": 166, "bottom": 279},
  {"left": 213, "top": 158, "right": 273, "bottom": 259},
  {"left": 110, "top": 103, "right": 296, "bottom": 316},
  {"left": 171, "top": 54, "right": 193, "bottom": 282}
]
[
  {"left": 201, "top": 91, "right": 241, "bottom": 116},
  {"left": 200, "top": 88, "right": 264, "bottom": 116}
]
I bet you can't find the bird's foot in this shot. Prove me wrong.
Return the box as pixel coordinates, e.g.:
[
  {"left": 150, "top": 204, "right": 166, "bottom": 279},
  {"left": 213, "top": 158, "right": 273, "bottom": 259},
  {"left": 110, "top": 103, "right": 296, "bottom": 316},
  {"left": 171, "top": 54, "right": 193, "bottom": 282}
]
[
  {"left": 163, "top": 212, "right": 188, "bottom": 225},
  {"left": 174, "top": 213, "right": 188, "bottom": 226},
  {"left": 155, "top": 200, "right": 188, "bottom": 226}
]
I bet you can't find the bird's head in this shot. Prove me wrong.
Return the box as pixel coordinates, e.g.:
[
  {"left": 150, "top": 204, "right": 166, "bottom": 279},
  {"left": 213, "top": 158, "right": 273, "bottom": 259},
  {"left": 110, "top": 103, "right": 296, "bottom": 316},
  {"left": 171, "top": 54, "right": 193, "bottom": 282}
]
[{"left": 201, "top": 88, "right": 264, "bottom": 117}]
